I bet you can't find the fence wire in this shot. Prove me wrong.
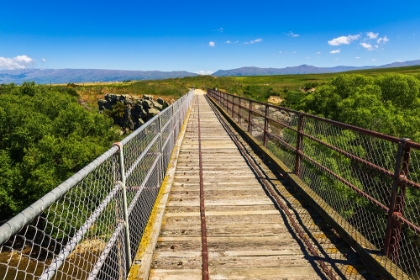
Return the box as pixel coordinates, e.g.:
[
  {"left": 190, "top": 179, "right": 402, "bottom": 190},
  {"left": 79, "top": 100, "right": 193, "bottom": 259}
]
[
  {"left": 0, "top": 90, "right": 193, "bottom": 280},
  {"left": 208, "top": 88, "right": 420, "bottom": 279}
]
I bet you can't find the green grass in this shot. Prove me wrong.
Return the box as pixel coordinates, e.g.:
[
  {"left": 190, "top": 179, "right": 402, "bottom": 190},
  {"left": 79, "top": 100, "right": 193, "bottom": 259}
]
[{"left": 69, "top": 65, "right": 420, "bottom": 108}]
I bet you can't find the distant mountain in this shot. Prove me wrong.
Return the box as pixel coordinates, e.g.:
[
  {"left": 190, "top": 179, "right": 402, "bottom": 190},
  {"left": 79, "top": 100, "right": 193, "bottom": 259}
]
[
  {"left": 2, "top": 59, "right": 419, "bottom": 84},
  {"left": 378, "top": 60, "right": 420, "bottom": 68},
  {"left": 212, "top": 59, "right": 420, "bottom": 76},
  {"left": 0, "top": 69, "right": 198, "bottom": 84}
]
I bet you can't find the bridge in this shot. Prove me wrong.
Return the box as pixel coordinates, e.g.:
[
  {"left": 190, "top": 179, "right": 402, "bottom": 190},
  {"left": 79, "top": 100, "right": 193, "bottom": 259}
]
[{"left": 1, "top": 89, "right": 420, "bottom": 279}]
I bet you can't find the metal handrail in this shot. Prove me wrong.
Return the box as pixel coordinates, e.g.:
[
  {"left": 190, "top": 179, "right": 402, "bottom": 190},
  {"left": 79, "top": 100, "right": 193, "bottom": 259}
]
[{"left": 0, "top": 90, "right": 194, "bottom": 280}]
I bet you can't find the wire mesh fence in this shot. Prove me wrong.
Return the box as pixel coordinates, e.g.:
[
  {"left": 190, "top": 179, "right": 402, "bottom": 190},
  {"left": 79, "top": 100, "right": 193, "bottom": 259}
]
[
  {"left": 208, "top": 88, "right": 420, "bottom": 279},
  {"left": 0, "top": 90, "right": 194, "bottom": 280}
]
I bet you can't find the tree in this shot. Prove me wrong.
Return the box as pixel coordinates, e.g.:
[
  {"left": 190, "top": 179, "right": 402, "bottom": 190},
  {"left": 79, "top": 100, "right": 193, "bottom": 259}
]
[{"left": 0, "top": 83, "right": 120, "bottom": 221}]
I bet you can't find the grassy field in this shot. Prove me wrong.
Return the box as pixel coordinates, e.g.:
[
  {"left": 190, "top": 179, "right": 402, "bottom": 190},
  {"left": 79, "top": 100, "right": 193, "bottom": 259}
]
[{"left": 66, "top": 65, "right": 420, "bottom": 109}]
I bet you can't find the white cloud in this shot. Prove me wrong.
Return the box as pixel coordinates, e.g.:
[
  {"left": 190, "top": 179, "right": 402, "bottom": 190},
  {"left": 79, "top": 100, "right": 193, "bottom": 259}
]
[
  {"left": 371, "top": 59, "right": 376, "bottom": 62},
  {"left": 292, "top": 51, "right": 296, "bottom": 54},
  {"left": 328, "top": 34, "right": 360, "bottom": 46},
  {"left": 0, "top": 55, "right": 34, "bottom": 70},
  {"left": 209, "top": 41, "right": 215, "bottom": 47},
  {"left": 216, "top": 27, "right": 223, "bottom": 32},
  {"left": 366, "top": 32, "right": 379, "bottom": 39},
  {"left": 225, "top": 40, "right": 231, "bottom": 44},
  {"left": 197, "top": 70, "right": 213, "bottom": 75},
  {"left": 316, "top": 51, "right": 321, "bottom": 55},
  {"left": 244, "top": 38, "right": 262, "bottom": 44},
  {"left": 306, "top": 57, "right": 310, "bottom": 59},
  {"left": 377, "top": 36, "right": 389, "bottom": 44},
  {"left": 42, "top": 58, "right": 47, "bottom": 63},
  {"left": 15, "top": 55, "right": 33, "bottom": 63},
  {"left": 286, "top": 31, "right": 299, "bottom": 37},
  {"left": 360, "top": 42, "right": 374, "bottom": 51},
  {"left": 355, "top": 56, "right": 361, "bottom": 59},
  {"left": 330, "top": 49, "right": 341, "bottom": 54},
  {"left": 279, "top": 50, "right": 282, "bottom": 54}
]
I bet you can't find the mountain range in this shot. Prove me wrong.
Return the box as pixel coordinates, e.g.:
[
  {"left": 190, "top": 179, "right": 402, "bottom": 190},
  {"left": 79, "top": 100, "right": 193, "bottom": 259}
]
[
  {"left": 0, "top": 69, "right": 198, "bottom": 84},
  {"left": 0, "top": 59, "right": 419, "bottom": 84},
  {"left": 212, "top": 59, "right": 420, "bottom": 76}
]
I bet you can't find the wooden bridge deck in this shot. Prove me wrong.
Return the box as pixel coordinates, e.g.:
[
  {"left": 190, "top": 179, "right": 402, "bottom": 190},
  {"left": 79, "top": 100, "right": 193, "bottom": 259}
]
[{"left": 129, "top": 91, "right": 375, "bottom": 280}]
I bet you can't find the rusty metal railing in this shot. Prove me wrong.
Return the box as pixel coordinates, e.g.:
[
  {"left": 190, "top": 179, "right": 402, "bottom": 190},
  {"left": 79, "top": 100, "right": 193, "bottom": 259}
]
[{"left": 208, "top": 88, "right": 420, "bottom": 279}]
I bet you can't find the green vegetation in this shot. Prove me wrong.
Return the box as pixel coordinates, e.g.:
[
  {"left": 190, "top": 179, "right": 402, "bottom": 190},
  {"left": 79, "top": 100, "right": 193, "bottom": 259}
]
[
  {"left": 71, "top": 65, "right": 420, "bottom": 108},
  {"left": 295, "top": 73, "right": 420, "bottom": 142},
  {"left": 2, "top": 65, "right": 419, "bottom": 222},
  {"left": 0, "top": 82, "right": 120, "bottom": 221}
]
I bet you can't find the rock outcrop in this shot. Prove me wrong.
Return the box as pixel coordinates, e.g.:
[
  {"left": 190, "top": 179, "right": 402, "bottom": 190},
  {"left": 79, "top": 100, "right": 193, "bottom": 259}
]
[{"left": 98, "top": 94, "right": 169, "bottom": 130}]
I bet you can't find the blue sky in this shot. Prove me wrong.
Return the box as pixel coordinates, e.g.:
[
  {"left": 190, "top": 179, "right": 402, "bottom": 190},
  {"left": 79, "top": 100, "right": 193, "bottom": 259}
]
[{"left": 1, "top": 0, "right": 419, "bottom": 74}]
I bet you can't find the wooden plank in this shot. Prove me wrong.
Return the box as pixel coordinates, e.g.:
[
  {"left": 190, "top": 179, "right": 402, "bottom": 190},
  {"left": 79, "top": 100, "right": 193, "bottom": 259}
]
[
  {"left": 166, "top": 199, "right": 275, "bottom": 207},
  {"left": 159, "top": 224, "right": 288, "bottom": 237},
  {"left": 149, "top": 269, "right": 201, "bottom": 280},
  {"left": 165, "top": 210, "right": 280, "bottom": 217},
  {"left": 210, "top": 267, "right": 320, "bottom": 279}
]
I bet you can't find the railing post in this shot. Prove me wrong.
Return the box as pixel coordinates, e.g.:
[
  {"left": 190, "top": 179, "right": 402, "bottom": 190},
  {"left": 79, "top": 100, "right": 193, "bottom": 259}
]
[
  {"left": 238, "top": 98, "right": 242, "bottom": 127},
  {"left": 228, "top": 95, "right": 231, "bottom": 116},
  {"left": 235, "top": 96, "right": 239, "bottom": 123},
  {"left": 247, "top": 101, "right": 252, "bottom": 134},
  {"left": 113, "top": 142, "right": 132, "bottom": 272},
  {"left": 263, "top": 105, "right": 269, "bottom": 147},
  {"left": 384, "top": 138, "right": 411, "bottom": 264},
  {"left": 294, "top": 114, "right": 304, "bottom": 176},
  {"left": 232, "top": 96, "right": 236, "bottom": 119},
  {"left": 232, "top": 94, "right": 235, "bottom": 117},
  {"left": 171, "top": 104, "right": 175, "bottom": 151},
  {"left": 158, "top": 113, "right": 165, "bottom": 179},
  {"left": 233, "top": 96, "right": 236, "bottom": 119}
]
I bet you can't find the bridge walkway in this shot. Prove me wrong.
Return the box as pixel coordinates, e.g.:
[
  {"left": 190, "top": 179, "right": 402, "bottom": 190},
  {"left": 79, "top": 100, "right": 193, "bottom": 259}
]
[{"left": 130, "top": 91, "right": 375, "bottom": 280}]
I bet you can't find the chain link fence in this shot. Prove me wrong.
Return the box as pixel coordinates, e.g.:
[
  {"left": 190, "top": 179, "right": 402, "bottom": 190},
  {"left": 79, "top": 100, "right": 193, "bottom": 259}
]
[
  {"left": 208, "top": 88, "right": 420, "bottom": 279},
  {"left": 0, "top": 90, "right": 193, "bottom": 280}
]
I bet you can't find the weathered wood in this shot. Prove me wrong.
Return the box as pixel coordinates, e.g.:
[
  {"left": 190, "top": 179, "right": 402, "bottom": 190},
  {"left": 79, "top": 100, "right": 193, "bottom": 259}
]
[
  {"left": 149, "top": 269, "right": 201, "bottom": 280},
  {"left": 145, "top": 92, "right": 323, "bottom": 279},
  {"left": 130, "top": 91, "right": 376, "bottom": 279}
]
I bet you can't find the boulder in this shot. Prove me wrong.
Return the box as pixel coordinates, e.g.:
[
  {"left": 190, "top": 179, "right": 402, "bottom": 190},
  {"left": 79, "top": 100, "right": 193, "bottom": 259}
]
[
  {"left": 142, "top": 100, "right": 153, "bottom": 109},
  {"left": 156, "top": 97, "right": 168, "bottom": 107},
  {"left": 153, "top": 101, "right": 163, "bottom": 110},
  {"left": 98, "top": 93, "right": 170, "bottom": 130},
  {"left": 97, "top": 99, "right": 108, "bottom": 110},
  {"left": 143, "top": 94, "right": 153, "bottom": 101},
  {"left": 148, "top": 108, "right": 160, "bottom": 118}
]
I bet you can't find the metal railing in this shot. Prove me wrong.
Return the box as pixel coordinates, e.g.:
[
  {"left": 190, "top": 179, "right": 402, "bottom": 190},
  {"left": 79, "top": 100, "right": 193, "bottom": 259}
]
[
  {"left": 208, "top": 88, "right": 420, "bottom": 279},
  {"left": 0, "top": 90, "right": 194, "bottom": 280}
]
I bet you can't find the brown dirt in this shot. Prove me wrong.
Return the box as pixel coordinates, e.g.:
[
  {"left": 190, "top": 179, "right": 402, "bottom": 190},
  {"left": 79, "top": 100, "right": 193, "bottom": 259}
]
[{"left": 267, "top": 96, "right": 284, "bottom": 105}]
